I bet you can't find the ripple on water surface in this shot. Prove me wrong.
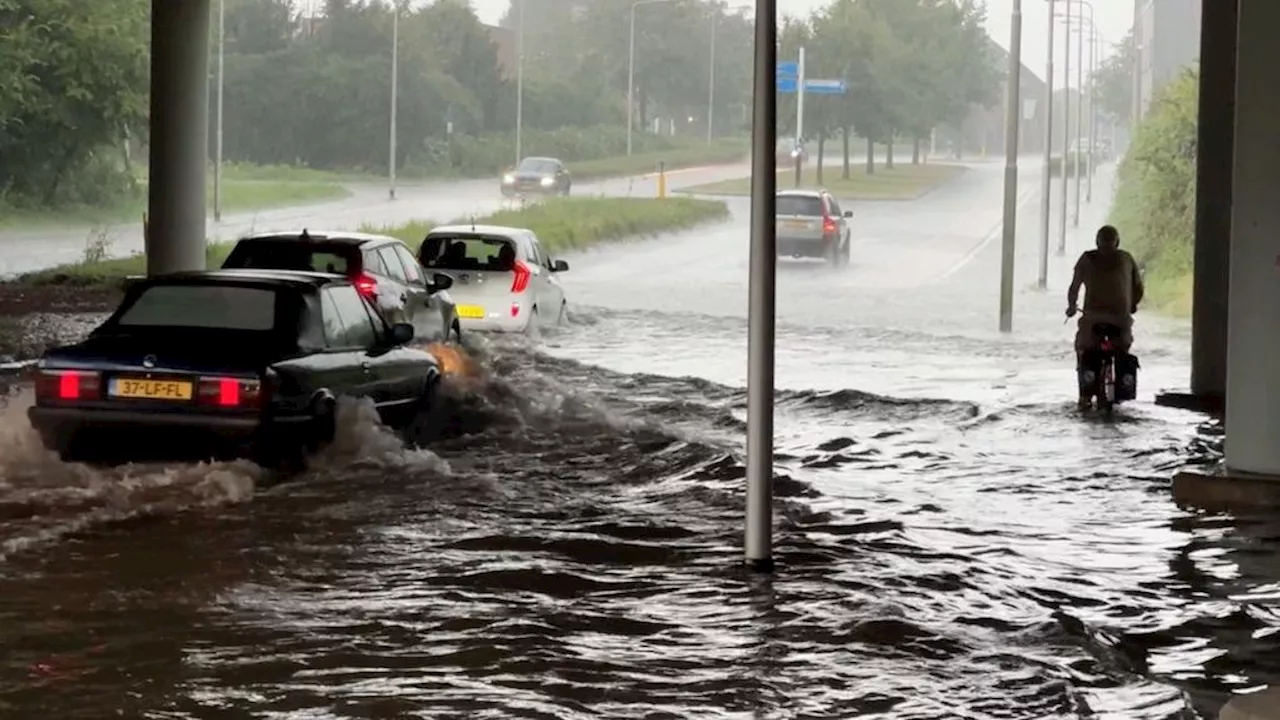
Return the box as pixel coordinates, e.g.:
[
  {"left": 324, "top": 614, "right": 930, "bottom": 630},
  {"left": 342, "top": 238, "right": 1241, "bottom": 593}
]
[{"left": 0, "top": 333, "right": 1275, "bottom": 719}]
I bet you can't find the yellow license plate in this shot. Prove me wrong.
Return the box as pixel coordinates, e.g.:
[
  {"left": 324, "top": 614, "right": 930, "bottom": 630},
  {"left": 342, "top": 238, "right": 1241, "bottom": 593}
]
[
  {"left": 783, "top": 219, "right": 809, "bottom": 229},
  {"left": 110, "top": 377, "right": 193, "bottom": 400},
  {"left": 456, "top": 305, "right": 486, "bottom": 319}
]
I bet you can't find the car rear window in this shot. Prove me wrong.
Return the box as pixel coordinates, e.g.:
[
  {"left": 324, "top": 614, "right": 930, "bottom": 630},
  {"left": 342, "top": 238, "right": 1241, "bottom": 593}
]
[
  {"left": 777, "top": 196, "right": 824, "bottom": 216},
  {"left": 420, "top": 235, "right": 518, "bottom": 272},
  {"left": 222, "top": 240, "right": 354, "bottom": 275},
  {"left": 116, "top": 285, "right": 279, "bottom": 331}
]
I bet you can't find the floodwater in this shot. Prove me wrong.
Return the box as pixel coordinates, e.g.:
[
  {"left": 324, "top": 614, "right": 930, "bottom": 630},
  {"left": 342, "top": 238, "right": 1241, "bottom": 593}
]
[{"left": 1, "top": 162, "right": 1276, "bottom": 720}]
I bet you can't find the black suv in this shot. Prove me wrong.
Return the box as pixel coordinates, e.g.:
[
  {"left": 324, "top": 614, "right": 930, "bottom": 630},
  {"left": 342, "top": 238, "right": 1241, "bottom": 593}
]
[{"left": 222, "top": 231, "right": 460, "bottom": 344}]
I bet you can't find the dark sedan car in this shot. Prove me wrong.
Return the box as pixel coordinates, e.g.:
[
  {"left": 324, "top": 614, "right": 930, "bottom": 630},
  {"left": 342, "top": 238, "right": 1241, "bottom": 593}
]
[
  {"left": 221, "top": 230, "right": 460, "bottom": 345},
  {"left": 501, "top": 156, "right": 572, "bottom": 197},
  {"left": 27, "top": 270, "right": 443, "bottom": 467}
]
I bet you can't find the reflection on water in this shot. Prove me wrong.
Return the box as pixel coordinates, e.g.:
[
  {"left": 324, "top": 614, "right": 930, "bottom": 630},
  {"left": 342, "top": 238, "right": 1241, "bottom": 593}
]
[{"left": 0, "top": 329, "right": 1275, "bottom": 720}]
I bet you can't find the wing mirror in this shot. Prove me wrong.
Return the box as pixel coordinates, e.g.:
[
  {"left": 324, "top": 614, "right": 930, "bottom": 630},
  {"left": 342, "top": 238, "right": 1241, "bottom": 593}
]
[
  {"left": 843, "top": 210, "right": 853, "bottom": 218},
  {"left": 429, "top": 273, "right": 453, "bottom": 291},
  {"left": 552, "top": 259, "right": 569, "bottom": 272},
  {"left": 389, "top": 322, "right": 414, "bottom": 346}
]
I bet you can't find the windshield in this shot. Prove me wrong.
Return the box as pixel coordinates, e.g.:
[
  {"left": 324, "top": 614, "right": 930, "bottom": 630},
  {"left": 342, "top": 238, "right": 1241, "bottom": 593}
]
[
  {"left": 516, "top": 158, "right": 557, "bottom": 174},
  {"left": 115, "top": 285, "right": 280, "bottom": 331},
  {"left": 776, "top": 196, "right": 824, "bottom": 216},
  {"left": 222, "top": 240, "right": 354, "bottom": 274},
  {"left": 420, "top": 235, "right": 518, "bottom": 272}
]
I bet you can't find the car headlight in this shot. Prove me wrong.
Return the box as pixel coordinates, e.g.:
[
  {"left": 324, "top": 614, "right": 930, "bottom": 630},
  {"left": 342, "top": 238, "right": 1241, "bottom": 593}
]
[
  {"left": 540, "top": 177, "right": 554, "bottom": 186},
  {"left": 503, "top": 174, "right": 515, "bottom": 184}
]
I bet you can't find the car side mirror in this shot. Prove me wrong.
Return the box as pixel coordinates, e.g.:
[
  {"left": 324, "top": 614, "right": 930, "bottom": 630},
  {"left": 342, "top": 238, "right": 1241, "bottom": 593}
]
[
  {"left": 553, "top": 259, "right": 569, "bottom": 272},
  {"left": 843, "top": 210, "right": 853, "bottom": 218},
  {"left": 389, "top": 322, "right": 414, "bottom": 345},
  {"left": 430, "top": 273, "right": 453, "bottom": 291}
]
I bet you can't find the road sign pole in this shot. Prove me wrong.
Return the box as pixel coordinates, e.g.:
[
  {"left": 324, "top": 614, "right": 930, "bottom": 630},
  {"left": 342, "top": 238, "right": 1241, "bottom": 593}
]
[
  {"left": 795, "top": 46, "right": 805, "bottom": 188},
  {"left": 999, "top": 0, "right": 1022, "bottom": 333},
  {"left": 745, "top": 0, "right": 778, "bottom": 574}
]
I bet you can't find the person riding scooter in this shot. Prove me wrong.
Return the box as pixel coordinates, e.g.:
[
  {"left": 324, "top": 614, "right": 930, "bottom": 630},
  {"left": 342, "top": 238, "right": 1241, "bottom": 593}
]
[{"left": 1065, "top": 225, "right": 1145, "bottom": 410}]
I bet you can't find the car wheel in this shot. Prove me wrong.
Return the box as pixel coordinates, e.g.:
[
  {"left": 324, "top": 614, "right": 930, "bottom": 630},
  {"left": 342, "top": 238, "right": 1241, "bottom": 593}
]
[
  {"left": 405, "top": 374, "right": 442, "bottom": 446},
  {"left": 524, "top": 307, "right": 539, "bottom": 335},
  {"left": 450, "top": 321, "right": 462, "bottom": 345},
  {"left": 557, "top": 301, "right": 567, "bottom": 326}
]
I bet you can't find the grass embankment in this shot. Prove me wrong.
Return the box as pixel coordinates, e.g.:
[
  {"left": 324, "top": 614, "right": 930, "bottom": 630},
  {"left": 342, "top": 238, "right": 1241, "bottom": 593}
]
[
  {"left": 677, "top": 163, "right": 966, "bottom": 200},
  {"left": 6, "top": 197, "right": 729, "bottom": 304},
  {"left": 1108, "top": 68, "right": 1198, "bottom": 317},
  {"left": 0, "top": 162, "right": 349, "bottom": 231}
]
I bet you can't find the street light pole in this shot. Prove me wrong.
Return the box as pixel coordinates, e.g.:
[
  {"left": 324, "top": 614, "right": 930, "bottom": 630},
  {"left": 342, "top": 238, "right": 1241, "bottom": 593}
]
[
  {"left": 213, "top": 0, "right": 225, "bottom": 222},
  {"left": 998, "top": 0, "right": 1022, "bottom": 333},
  {"left": 1071, "top": 1, "right": 1091, "bottom": 227},
  {"left": 389, "top": 3, "right": 399, "bottom": 200},
  {"left": 627, "top": 0, "right": 672, "bottom": 157},
  {"left": 515, "top": 0, "right": 525, "bottom": 164},
  {"left": 744, "top": 0, "right": 778, "bottom": 574},
  {"left": 707, "top": 7, "right": 717, "bottom": 145},
  {"left": 1038, "top": 0, "right": 1054, "bottom": 289},
  {"left": 1057, "top": 0, "right": 1070, "bottom": 255},
  {"left": 1086, "top": 28, "right": 1098, "bottom": 202}
]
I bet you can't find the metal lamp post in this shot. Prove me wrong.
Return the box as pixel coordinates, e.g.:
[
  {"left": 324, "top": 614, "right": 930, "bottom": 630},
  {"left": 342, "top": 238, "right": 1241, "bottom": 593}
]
[
  {"left": 998, "top": 0, "right": 1023, "bottom": 332},
  {"left": 1064, "top": 0, "right": 1093, "bottom": 227},
  {"left": 627, "top": 0, "right": 674, "bottom": 157},
  {"left": 213, "top": 0, "right": 225, "bottom": 222},
  {"left": 1038, "top": 0, "right": 1055, "bottom": 289},
  {"left": 389, "top": 3, "right": 399, "bottom": 200},
  {"left": 515, "top": 0, "right": 525, "bottom": 164}
]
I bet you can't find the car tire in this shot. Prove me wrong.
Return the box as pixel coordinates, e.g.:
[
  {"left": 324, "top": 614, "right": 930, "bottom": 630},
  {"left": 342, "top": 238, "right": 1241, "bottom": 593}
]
[
  {"left": 557, "top": 301, "right": 567, "bottom": 326},
  {"left": 524, "top": 307, "right": 539, "bottom": 336},
  {"left": 405, "top": 373, "right": 442, "bottom": 446},
  {"left": 450, "top": 321, "right": 462, "bottom": 345}
]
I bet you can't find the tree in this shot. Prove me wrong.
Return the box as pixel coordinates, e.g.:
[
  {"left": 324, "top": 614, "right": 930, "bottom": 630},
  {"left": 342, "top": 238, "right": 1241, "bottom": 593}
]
[
  {"left": 1092, "top": 27, "right": 1135, "bottom": 125},
  {"left": 0, "top": 0, "right": 149, "bottom": 206}
]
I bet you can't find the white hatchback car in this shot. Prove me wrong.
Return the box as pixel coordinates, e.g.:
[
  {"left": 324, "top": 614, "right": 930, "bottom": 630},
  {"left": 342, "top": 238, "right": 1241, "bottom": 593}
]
[{"left": 416, "top": 224, "right": 569, "bottom": 333}]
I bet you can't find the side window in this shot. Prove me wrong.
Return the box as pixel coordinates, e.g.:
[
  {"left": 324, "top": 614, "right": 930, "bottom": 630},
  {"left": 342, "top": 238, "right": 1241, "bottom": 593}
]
[
  {"left": 320, "top": 289, "right": 347, "bottom": 347},
  {"left": 325, "top": 285, "right": 379, "bottom": 348},
  {"left": 378, "top": 247, "right": 407, "bottom": 283},
  {"left": 531, "top": 237, "right": 552, "bottom": 269},
  {"left": 392, "top": 245, "right": 424, "bottom": 285},
  {"left": 828, "top": 197, "right": 843, "bottom": 217},
  {"left": 363, "top": 249, "right": 388, "bottom": 277}
]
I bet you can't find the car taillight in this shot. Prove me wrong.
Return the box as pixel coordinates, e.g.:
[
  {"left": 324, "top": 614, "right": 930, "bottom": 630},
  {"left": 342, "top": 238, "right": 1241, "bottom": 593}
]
[
  {"left": 197, "top": 376, "right": 264, "bottom": 408},
  {"left": 511, "top": 260, "right": 531, "bottom": 293},
  {"left": 823, "top": 214, "right": 838, "bottom": 235},
  {"left": 34, "top": 369, "right": 101, "bottom": 401},
  {"left": 355, "top": 273, "right": 378, "bottom": 298}
]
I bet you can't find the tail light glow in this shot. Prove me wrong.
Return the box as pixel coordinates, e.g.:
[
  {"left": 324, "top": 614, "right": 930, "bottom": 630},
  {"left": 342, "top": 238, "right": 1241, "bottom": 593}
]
[
  {"left": 511, "top": 260, "right": 531, "bottom": 293},
  {"left": 354, "top": 273, "right": 378, "bottom": 298},
  {"left": 822, "top": 213, "right": 838, "bottom": 235},
  {"left": 197, "top": 376, "right": 263, "bottom": 408},
  {"left": 35, "top": 369, "right": 101, "bottom": 401}
]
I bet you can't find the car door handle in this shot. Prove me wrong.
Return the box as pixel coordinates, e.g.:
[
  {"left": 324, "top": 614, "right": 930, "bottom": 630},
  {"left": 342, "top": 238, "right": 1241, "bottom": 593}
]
[{"left": 361, "top": 361, "right": 371, "bottom": 372}]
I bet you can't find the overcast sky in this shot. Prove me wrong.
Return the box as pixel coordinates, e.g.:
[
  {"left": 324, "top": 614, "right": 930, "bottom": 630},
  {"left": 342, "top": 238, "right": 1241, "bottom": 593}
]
[{"left": 461, "top": 0, "right": 1136, "bottom": 89}]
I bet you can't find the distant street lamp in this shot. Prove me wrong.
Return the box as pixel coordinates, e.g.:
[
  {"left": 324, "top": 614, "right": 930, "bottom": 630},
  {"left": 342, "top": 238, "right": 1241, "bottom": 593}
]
[
  {"left": 389, "top": 2, "right": 399, "bottom": 200},
  {"left": 213, "top": 0, "right": 225, "bottom": 222},
  {"left": 627, "top": 0, "right": 675, "bottom": 156},
  {"left": 515, "top": 0, "right": 525, "bottom": 164}
]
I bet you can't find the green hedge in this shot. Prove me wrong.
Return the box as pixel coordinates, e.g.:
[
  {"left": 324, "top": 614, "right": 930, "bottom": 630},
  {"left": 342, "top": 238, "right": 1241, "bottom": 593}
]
[{"left": 1108, "top": 67, "right": 1198, "bottom": 316}]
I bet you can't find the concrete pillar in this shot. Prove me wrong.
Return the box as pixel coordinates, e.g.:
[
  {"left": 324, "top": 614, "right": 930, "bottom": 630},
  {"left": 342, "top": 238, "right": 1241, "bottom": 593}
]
[
  {"left": 1220, "top": 687, "right": 1280, "bottom": 720},
  {"left": 147, "top": 0, "right": 212, "bottom": 275},
  {"left": 1189, "top": 0, "right": 1236, "bottom": 403},
  {"left": 1225, "top": 0, "right": 1280, "bottom": 475}
]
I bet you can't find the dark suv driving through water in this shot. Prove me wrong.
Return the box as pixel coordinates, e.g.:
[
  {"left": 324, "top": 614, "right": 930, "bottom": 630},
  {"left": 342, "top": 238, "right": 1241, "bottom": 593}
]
[{"left": 501, "top": 156, "right": 572, "bottom": 197}]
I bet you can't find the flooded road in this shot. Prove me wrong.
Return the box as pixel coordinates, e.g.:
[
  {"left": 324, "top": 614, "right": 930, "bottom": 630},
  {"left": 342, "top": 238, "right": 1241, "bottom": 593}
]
[{"left": 2, "top": 162, "right": 1275, "bottom": 720}]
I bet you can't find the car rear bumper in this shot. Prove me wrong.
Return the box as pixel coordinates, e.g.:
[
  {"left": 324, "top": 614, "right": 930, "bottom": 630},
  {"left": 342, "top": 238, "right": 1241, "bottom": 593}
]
[
  {"left": 28, "top": 405, "right": 314, "bottom": 462},
  {"left": 778, "top": 235, "right": 831, "bottom": 258}
]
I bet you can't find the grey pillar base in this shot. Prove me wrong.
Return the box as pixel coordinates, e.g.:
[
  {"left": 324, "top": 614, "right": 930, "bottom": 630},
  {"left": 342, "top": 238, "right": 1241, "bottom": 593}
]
[
  {"left": 1154, "top": 390, "right": 1224, "bottom": 416},
  {"left": 1172, "top": 468, "right": 1280, "bottom": 513}
]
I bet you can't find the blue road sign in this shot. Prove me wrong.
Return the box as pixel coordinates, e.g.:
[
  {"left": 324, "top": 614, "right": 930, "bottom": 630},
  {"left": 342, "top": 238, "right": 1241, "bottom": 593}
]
[
  {"left": 777, "top": 61, "right": 798, "bottom": 77},
  {"left": 777, "top": 77, "right": 847, "bottom": 95},
  {"left": 804, "top": 78, "right": 847, "bottom": 95}
]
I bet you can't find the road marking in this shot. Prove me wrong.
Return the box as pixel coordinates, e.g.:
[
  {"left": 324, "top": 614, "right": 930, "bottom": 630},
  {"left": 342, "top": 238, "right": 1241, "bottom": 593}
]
[{"left": 935, "top": 186, "right": 1039, "bottom": 282}]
